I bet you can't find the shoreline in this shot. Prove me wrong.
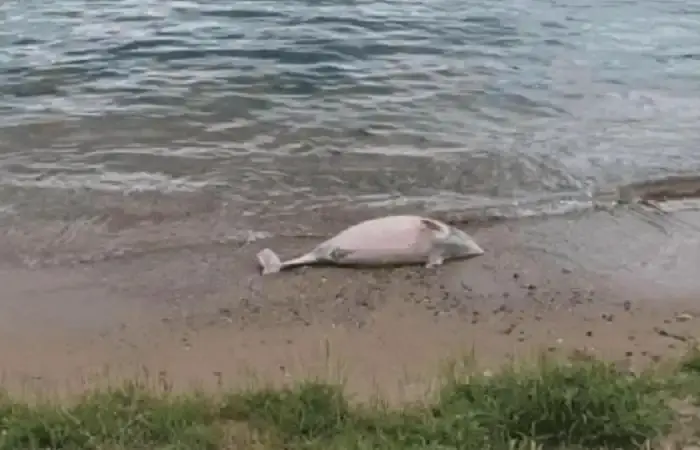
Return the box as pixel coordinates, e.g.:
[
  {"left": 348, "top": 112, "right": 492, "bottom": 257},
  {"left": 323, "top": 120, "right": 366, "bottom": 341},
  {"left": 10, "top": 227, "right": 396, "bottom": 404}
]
[{"left": 0, "top": 201, "right": 698, "bottom": 398}]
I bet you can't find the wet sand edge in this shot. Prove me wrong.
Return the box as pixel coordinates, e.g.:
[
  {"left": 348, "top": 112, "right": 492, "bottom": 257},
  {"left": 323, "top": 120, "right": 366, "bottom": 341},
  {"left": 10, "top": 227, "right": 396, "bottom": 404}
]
[{"left": 0, "top": 205, "right": 698, "bottom": 399}]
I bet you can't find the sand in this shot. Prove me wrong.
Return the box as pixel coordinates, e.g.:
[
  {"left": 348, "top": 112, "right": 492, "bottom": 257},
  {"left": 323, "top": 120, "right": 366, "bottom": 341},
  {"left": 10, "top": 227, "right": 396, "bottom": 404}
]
[{"left": 1, "top": 203, "right": 699, "bottom": 400}]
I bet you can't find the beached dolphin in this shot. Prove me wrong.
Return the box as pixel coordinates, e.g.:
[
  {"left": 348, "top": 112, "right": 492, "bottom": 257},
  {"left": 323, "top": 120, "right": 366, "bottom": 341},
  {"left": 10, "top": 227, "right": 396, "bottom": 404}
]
[{"left": 256, "top": 215, "right": 484, "bottom": 275}]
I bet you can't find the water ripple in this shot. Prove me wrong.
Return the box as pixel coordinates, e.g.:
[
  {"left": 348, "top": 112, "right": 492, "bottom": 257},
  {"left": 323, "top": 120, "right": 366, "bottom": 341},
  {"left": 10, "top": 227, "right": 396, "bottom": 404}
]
[{"left": 0, "top": 0, "right": 699, "bottom": 223}]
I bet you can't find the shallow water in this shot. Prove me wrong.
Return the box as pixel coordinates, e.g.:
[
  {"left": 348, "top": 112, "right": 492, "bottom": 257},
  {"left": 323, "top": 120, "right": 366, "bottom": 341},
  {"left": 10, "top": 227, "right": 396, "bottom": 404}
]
[{"left": 1, "top": 0, "right": 700, "bottom": 260}]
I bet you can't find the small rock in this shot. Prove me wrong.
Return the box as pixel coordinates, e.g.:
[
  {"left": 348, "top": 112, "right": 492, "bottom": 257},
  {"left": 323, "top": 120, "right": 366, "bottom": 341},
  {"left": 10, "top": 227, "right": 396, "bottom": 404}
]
[
  {"left": 623, "top": 300, "right": 631, "bottom": 311},
  {"left": 625, "top": 351, "right": 634, "bottom": 357},
  {"left": 561, "top": 268, "right": 572, "bottom": 274},
  {"left": 513, "top": 272, "right": 520, "bottom": 279},
  {"left": 585, "top": 331, "right": 593, "bottom": 337},
  {"left": 493, "top": 304, "right": 510, "bottom": 314},
  {"left": 527, "top": 284, "right": 537, "bottom": 291},
  {"left": 676, "top": 313, "right": 693, "bottom": 323},
  {"left": 501, "top": 323, "right": 517, "bottom": 335},
  {"left": 601, "top": 313, "right": 615, "bottom": 322}
]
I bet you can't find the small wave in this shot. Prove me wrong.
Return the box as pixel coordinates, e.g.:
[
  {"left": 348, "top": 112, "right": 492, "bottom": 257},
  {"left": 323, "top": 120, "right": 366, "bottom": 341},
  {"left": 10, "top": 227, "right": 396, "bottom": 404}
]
[{"left": 2, "top": 170, "right": 224, "bottom": 193}]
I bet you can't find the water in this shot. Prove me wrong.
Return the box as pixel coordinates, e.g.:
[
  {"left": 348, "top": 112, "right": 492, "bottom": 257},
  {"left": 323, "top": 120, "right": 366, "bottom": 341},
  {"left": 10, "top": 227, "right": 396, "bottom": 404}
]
[{"left": 1, "top": 0, "right": 700, "bottom": 255}]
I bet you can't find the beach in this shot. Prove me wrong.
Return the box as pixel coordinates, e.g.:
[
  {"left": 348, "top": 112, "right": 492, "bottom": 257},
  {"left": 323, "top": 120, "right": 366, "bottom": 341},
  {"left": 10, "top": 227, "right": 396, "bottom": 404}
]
[
  {"left": 1, "top": 200, "right": 698, "bottom": 401},
  {"left": 2, "top": 1, "right": 700, "bottom": 446}
]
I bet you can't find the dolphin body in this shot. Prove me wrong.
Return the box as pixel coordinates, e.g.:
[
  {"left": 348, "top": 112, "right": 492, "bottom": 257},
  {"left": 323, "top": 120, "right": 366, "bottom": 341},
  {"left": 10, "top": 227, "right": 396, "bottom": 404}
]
[{"left": 256, "top": 215, "right": 484, "bottom": 275}]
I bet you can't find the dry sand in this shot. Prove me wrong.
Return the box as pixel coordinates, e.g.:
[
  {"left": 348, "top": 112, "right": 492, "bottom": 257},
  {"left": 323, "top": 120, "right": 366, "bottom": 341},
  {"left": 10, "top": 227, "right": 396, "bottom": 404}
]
[{"left": 1, "top": 203, "right": 700, "bottom": 400}]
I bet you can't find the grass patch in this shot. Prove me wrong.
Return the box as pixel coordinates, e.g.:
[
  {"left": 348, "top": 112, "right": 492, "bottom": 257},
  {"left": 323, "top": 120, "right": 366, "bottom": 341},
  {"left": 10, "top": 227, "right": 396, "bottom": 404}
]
[
  {"left": 0, "top": 356, "right": 694, "bottom": 449},
  {"left": 680, "top": 347, "right": 700, "bottom": 375},
  {"left": 0, "top": 384, "right": 222, "bottom": 450},
  {"left": 436, "top": 359, "right": 671, "bottom": 448}
]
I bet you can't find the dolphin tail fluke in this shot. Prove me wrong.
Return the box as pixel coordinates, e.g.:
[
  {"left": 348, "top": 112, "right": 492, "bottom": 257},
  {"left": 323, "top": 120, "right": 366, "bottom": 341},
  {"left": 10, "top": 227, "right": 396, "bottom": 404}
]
[
  {"left": 257, "top": 248, "right": 320, "bottom": 275},
  {"left": 257, "top": 248, "right": 284, "bottom": 275}
]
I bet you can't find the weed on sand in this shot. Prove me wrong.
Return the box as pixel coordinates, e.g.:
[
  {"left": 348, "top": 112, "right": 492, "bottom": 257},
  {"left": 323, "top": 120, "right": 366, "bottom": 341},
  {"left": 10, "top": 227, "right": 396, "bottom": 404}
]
[{"left": 0, "top": 356, "right": 692, "bottom": 450}]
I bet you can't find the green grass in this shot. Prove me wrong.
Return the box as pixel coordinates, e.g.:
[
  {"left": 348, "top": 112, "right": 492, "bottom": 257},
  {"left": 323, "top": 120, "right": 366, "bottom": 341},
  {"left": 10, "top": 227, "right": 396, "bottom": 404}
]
[{"left": 2, "top": 354, "right": 700, "bottom": 450}]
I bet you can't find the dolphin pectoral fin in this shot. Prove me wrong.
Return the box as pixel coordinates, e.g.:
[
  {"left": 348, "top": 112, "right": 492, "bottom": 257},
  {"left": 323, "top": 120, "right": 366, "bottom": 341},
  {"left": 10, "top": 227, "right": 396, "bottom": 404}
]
[
  {"left": 425, "top": 250, "right": 445, "bottom": 268},
  {"left": 326, "top": 247, "right": 355, "bottom": 263},
  {"left": 420, "top": 218, "right": 444, "bottom": 232}
]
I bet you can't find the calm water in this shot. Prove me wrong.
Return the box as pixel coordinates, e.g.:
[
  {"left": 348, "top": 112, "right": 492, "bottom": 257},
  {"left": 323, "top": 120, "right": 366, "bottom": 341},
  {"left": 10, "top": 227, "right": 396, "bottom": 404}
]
[{"left": 1, "top": 0, "right": 700, "bottom": 230}]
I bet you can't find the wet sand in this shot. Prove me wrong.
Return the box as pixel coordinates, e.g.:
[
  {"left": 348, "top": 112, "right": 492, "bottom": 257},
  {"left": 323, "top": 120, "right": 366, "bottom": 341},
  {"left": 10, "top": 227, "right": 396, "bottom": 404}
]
[{"left": 1, "top": 203, "right": 700, "bottom": 400}]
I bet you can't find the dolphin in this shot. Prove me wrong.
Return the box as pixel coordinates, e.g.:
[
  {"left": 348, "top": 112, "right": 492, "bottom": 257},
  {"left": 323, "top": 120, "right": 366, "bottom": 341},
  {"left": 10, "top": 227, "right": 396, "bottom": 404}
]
[{"left": 256, "top": 215, "right": 484, "bottom": 275}]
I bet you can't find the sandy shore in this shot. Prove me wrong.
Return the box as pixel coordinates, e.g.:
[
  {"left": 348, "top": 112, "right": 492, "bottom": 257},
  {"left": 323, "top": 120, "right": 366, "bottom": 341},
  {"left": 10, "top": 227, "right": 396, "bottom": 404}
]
[{"left": 1, "top": 202, "right": 700, "bottom": 400}]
